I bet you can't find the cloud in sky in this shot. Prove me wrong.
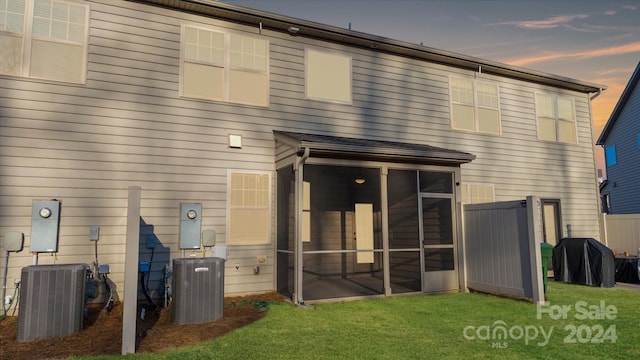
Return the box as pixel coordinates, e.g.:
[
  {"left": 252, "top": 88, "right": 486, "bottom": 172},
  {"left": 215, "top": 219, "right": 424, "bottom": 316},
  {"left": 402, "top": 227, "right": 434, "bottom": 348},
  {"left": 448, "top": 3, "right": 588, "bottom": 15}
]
[
  {"left": 490, "top": 14, "right": 589, "bottom": 29},
  {"left": 506, "top": 41, "right": 640, "bottom": 67},
  {"left": 603, "top": 10, "right": 616, "bottom": 16}
]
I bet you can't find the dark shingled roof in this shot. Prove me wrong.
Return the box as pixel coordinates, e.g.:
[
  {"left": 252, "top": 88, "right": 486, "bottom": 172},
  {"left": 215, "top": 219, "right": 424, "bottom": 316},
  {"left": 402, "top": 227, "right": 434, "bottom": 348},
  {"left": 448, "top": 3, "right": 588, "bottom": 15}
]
[{"left": 274, "top": 131, "right": 476, "bottom": 165}]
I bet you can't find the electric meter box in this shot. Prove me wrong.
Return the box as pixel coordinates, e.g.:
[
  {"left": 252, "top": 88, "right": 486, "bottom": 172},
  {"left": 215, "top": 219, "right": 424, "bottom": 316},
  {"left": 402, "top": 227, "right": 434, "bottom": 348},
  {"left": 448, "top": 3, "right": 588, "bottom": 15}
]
[
  {"left": 179, "top": 203, "right": 202, "bottom": 249},
  {"left": 30, "top": 200, "right": 61, "bottom": 252}
]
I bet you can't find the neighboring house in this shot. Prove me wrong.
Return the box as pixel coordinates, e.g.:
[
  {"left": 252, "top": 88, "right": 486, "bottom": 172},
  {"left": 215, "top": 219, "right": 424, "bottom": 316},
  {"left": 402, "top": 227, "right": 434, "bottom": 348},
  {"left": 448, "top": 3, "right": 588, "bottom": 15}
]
[
  {"left": 0, "top": 0, "right": 606, "bottom": 304},
  {"left": 596, "top": 62, "right": 640, "bottom": 214}
]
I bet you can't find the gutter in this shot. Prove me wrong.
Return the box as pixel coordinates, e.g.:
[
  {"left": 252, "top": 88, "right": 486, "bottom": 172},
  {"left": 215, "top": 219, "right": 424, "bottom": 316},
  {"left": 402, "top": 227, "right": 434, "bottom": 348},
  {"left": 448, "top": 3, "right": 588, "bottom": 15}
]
[
  {"left": 138, "top": 0, "right": 606, "bottom": 94},
  {"left": 590, "top": 88, "right": 604, "bottom": 101}
]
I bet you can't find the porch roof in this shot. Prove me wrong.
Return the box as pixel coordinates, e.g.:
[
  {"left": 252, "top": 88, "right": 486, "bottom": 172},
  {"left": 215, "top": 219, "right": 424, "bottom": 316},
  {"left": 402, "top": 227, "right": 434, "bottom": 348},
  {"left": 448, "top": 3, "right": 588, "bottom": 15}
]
[{"left": 274, "top": 131, "right": 476, "bottom": 165}]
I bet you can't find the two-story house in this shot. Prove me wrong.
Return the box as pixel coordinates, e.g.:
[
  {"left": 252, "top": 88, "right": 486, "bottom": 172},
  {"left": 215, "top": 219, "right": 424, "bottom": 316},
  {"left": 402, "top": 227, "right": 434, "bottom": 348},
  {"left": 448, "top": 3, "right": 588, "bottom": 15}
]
[
  {"left": 0, "top": 0, "right": 605, "bottom": 305},
  {"left": 597, "top": 62, "right": 640, "bottom": 214}
]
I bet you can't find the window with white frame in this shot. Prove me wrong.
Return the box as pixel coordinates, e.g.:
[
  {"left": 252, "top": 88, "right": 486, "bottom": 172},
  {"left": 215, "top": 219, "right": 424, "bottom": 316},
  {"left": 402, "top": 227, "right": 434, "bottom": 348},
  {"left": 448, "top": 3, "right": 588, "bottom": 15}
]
[
  {"left": 535, "top": 93, "right": 577, "bottom": 143},
  {"left": 450, "top": 77, "right": 500, "bottom": 134},
  {"left": 0, "top": 0, "right": 88, "bottom": 83},
  {"left": 181, "top": 25, "right": 268, "bottom": 106},
  {"left": 228, "top": 171, "right": 271, "bottom": 245},
  {"left": 460, "top": 183, "right": 495, "bottom": 204},
  {"left": 305, "top": 48, "right": 352, "bottom": 103}
]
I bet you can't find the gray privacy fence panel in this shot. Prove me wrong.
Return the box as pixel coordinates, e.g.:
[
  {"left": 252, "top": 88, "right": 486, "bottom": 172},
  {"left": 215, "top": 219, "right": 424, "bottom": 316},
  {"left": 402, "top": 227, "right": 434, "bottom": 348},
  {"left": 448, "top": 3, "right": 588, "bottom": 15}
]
[{"left": 463, "top": 196, "right": 544, "bottom": 303}]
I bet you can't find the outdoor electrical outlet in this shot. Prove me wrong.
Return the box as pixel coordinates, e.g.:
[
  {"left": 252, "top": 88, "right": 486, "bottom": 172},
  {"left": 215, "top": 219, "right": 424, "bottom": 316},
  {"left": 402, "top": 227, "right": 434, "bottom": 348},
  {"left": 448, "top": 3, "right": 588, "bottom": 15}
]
[
  {"left": 5, "top": 295, "right": 12, "bottom": 305},
  {"left": 257, "top": 255, "right": 266, "bottom": 264}
]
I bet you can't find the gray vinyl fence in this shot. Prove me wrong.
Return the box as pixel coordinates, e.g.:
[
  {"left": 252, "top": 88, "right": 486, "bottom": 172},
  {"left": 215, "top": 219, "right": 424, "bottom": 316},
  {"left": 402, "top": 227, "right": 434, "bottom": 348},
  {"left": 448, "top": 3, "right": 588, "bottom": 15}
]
[
  {"left": 602, "top": 214, "right": 640, "bottom": 256},
  {"left": 463, "top": 196, "right": 544, "bottom": 304}
]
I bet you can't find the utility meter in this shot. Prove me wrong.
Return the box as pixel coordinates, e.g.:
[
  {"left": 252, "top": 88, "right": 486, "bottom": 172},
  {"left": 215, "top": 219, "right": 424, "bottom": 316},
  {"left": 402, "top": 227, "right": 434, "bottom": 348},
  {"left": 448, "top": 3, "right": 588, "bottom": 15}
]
[
  {"left": 31, "top": 200, "right": 61, "bottom": 252},
  {"left": 179, "top": 203, "right": 202, "bottom": 249}
]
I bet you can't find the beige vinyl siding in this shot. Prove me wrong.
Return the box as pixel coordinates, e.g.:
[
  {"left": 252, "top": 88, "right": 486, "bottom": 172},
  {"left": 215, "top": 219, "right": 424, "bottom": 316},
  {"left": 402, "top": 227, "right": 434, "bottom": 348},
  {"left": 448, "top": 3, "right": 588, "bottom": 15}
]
[{"left": 0, "top": 0, "right": 601, "bottom": 301}]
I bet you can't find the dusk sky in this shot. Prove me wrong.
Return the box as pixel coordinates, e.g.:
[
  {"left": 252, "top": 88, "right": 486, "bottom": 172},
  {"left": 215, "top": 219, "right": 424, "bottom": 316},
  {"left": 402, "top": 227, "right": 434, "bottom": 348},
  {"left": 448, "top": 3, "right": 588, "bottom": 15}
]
[{"left": 224, "top": 0, "right": 640, "bottom": 174}]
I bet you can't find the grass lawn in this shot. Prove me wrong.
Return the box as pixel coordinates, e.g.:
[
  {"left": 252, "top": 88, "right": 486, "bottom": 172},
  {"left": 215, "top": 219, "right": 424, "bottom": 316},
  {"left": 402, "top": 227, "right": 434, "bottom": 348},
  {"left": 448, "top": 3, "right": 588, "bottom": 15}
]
[{"left": 76, "top": 281, "right": 640, "bottom": 359}]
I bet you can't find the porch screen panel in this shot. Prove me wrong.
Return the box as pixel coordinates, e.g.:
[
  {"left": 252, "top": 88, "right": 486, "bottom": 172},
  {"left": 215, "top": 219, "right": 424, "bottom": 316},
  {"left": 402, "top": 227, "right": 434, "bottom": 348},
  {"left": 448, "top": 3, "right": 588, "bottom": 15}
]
[
  {"left": 387, "top": 169, "right": 419, "bottom": 249},
  {"left": 422, "top": 198, "right": 453, "bottom": 246},
  {"left": 387, "top": 169, "right": 421, "bottom": 293},
  {"left": 276, "top": 166, "right": 295, "bottom": 298}
]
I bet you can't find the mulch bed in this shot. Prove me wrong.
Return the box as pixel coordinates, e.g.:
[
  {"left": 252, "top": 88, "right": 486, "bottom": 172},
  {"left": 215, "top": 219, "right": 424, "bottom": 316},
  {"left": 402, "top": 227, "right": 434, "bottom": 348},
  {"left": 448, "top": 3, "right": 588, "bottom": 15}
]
[{"left": 0, "top": 292, "right": 287, "bottom": 359}]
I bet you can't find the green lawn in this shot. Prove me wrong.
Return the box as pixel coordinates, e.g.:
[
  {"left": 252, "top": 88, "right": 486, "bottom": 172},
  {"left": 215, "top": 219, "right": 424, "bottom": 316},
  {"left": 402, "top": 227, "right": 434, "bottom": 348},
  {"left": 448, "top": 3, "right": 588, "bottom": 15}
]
[{"left": 76, "top": 282, "right": 640, "bottom": 359}]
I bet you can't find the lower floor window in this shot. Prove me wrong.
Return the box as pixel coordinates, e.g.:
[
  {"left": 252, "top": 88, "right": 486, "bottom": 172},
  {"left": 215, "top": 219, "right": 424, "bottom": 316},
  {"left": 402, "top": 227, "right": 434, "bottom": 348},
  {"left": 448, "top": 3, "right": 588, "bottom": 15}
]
[{"left": 228, "top": 170, "right": 271, "bottom": 245}]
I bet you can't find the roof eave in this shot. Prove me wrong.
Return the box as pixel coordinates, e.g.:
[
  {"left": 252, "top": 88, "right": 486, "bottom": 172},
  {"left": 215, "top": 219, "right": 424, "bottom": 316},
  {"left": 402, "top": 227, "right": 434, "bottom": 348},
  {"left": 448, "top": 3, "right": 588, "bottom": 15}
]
[
  {"left": 274, "top": 131, "right": 476, "bottom": 166},
  {"left": 596, "top": 61, "right": 640, "bottom": 145},
  {"left": 299, "top": 142, "right": 476, "bottom": 164}
]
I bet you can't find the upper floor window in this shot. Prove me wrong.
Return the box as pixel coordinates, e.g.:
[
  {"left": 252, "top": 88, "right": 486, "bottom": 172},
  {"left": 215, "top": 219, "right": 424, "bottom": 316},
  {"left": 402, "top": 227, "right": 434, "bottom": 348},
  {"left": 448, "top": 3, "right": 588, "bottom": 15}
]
[
  {"left": 181, "top": 25, "right": 268, "bottom": 106},
  {"left": 535, "top": 93, "right": 577, "bottom": 144},
  {"left": 0, "top": 0, "right": 89, "bottom": 83},
  {"left": 450, "top": 77, "right": 500, "bottom": 135},
  {"left": 305, "top": 48, "right": 352, "bottom": 104},
  {"left": 605, "top": 145, "right": 617, "bottom": 166}
]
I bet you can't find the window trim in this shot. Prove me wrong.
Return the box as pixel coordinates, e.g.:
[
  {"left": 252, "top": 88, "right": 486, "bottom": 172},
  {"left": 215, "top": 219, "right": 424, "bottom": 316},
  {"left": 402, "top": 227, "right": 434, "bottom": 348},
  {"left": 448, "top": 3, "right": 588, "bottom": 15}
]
[
  {"left": 305, "top": 47, "right": 353, "bottom": 104},
  {"left": 534, "top": 92, "right": 578, "bottom": 144},
  {"left": 226, "top": 169, "right": 272, "bottom": 246},
  {"left": 179, "top": 23, "right": 270, "bottom": 107},
  {"left": 449, "top": 76, "right": 502, "bottom": 135},
  {"left": 0, "top": 0, "right": 89, "bottom": 83}
]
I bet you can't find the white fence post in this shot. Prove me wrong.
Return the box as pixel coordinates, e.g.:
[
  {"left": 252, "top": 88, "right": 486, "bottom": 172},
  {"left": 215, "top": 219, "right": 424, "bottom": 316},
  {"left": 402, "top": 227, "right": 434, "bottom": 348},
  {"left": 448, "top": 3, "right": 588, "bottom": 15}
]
[{"left": 526, "top": 195, "right": 545, "bottom": 305}]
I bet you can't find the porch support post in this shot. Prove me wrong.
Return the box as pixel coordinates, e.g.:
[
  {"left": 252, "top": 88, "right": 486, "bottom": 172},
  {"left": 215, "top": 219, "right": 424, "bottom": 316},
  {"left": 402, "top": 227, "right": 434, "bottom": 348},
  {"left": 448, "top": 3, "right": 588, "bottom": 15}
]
[
  {"left": 294, "top": 148, "right": 309, "bottom": 304},
  {"left": 526, "top": 195, "right": 545, "bottom": 304}
]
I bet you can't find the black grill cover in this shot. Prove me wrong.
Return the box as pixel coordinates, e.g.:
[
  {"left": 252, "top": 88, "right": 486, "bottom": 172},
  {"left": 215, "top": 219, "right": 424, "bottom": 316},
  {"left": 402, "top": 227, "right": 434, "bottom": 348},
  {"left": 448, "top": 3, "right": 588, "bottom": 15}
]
[{"left": 552, "top": 238, "right": 615, "bottom": 288}]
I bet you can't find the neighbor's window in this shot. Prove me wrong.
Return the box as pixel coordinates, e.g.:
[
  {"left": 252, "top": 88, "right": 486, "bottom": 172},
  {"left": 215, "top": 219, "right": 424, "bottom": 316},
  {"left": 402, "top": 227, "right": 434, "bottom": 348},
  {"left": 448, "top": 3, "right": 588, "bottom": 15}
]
[
  {"left": 535, "top": 93, "right": 577, "bottom": 143},
  {"left": 0, "top": 0, "right": 89, "bottom": 83},
  {"left": 605, "top": 145, "right": 617, "bottom": 166},
  {"left": 450, "top": 77, "right": 500, "bottom": 134},
  {"left": 305, "top": 48, "right": 352, "bottom": 103},
  {"left": 228, "top": 171, "right": 271, "bottom": 245},
  {"left": 460, "top": 183, "right": 495, "bottom": 204},
  {"left": 181, "top": 25, "right": 268, "bottom": 106}
]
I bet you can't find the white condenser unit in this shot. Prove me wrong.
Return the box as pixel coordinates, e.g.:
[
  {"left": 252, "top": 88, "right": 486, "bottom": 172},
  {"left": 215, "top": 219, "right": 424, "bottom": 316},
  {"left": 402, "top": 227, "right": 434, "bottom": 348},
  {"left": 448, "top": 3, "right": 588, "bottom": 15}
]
[
  {"left": 173, "top": 257, "right": 225, "bottom": 325},
  {"left": 17, "top": 264, "right": 87, "bottom": 342}
]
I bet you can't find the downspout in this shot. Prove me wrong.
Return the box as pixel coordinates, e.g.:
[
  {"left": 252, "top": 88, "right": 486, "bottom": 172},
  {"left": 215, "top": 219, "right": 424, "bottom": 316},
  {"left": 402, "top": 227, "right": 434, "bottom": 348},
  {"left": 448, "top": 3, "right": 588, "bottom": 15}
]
[
  {"left": 294, "top": 147, "right": 310, "bottom": 305},
  {"left": 588, "top": 88, "right": 605, "bottom": 242}
]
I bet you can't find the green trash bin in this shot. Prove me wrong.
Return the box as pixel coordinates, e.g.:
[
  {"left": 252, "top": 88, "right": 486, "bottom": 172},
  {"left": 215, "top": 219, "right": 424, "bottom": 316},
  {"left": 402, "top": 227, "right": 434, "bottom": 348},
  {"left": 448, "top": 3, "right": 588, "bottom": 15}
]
[{"left": 540, "top": 242, "right": 554, "bottom": 293}]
